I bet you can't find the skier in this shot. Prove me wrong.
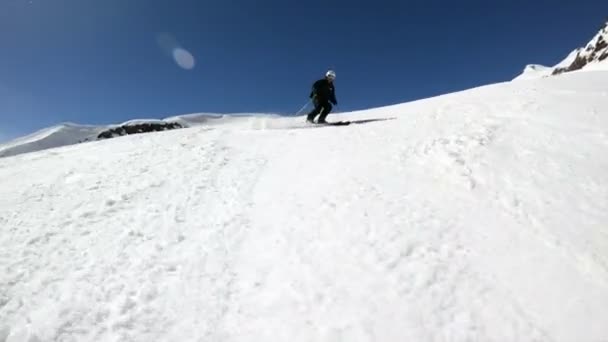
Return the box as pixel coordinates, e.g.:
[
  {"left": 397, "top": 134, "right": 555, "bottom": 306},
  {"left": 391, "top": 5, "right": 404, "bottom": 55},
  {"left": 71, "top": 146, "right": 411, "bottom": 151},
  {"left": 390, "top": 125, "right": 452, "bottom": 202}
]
[{"left": 306, "top": 70, "right": 338, "bottom": 124}]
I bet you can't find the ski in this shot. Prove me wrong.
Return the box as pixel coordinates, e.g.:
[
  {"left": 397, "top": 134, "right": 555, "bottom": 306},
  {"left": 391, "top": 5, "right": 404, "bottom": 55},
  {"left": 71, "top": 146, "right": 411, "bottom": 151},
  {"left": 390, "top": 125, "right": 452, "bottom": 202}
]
[{"left": 308, "top": 121, "right": 351, "bottom": 126}]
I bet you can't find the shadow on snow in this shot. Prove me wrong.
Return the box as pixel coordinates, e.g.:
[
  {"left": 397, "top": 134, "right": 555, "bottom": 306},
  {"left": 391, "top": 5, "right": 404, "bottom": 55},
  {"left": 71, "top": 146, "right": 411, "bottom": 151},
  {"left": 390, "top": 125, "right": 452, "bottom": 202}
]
[{"left": 347, "top": 117, "right": 397, "bottom": 125}]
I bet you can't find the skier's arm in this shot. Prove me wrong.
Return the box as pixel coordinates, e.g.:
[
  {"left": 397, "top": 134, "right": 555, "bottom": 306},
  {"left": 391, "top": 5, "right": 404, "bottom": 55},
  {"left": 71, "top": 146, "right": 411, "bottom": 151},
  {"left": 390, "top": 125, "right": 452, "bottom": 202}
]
[{"left": 310, "top": 80, "right": 322, "bottom": 98}]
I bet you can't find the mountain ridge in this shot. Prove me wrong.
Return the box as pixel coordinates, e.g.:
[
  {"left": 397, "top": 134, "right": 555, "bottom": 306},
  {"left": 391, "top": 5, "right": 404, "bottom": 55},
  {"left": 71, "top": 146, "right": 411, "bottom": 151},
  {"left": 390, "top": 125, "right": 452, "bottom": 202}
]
[
  {"left": 514, "top": 20, "right": 608, "bottom": 80},
  {"left": 0, "top": 113, "right": 282, "bottom": 159}
]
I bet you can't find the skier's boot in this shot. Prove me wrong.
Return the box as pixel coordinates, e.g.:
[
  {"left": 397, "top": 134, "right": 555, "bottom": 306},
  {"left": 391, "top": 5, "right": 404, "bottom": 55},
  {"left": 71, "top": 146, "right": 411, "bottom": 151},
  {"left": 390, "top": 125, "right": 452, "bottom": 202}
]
[{"left": 317, "top": 112, "right": 328, "bottom": 124}]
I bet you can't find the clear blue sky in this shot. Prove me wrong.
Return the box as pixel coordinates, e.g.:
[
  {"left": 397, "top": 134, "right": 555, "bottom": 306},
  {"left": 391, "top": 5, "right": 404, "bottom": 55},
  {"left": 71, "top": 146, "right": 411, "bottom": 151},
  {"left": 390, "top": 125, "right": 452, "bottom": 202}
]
[{"left": 1, "top": 0, "right": 607, "bottom": 141}]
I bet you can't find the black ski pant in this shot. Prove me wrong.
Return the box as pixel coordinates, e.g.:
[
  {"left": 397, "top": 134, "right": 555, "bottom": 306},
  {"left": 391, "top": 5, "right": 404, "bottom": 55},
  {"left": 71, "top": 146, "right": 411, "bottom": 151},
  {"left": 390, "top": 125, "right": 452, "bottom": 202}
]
[{"left": 307, "top": 99, "right": 332, "bottom": 122}]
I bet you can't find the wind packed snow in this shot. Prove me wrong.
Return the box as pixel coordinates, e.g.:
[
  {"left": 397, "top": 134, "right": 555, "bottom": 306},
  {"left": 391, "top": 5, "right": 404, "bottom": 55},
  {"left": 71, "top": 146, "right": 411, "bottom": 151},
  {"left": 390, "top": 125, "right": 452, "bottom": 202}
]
[{"left": 1, "top": 71, "right": 608, "bottom": 342}]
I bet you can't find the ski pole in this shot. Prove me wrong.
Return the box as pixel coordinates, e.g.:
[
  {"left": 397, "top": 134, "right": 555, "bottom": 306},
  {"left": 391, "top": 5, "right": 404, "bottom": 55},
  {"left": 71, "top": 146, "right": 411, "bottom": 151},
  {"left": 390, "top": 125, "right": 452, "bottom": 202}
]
[{"left": 294, "top": 99, "right": 311, "bottom": 116}]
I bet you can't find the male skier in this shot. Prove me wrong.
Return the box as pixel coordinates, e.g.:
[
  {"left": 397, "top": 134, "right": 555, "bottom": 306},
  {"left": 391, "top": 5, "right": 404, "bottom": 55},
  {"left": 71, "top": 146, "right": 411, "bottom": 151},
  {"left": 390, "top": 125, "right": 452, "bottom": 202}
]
[{"left": 306, "top": 70, "right": 338, "bottom": 124}]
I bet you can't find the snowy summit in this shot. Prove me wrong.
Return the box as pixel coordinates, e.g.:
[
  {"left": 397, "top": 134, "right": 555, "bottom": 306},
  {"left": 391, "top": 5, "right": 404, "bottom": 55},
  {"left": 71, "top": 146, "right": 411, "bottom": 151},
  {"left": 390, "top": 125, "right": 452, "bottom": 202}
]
[
  {"left": 1, "top": 20, "right": 608, "bottom": 342},
  {"left": 514, "top": 20, "right": 608, "bottom": 80}
]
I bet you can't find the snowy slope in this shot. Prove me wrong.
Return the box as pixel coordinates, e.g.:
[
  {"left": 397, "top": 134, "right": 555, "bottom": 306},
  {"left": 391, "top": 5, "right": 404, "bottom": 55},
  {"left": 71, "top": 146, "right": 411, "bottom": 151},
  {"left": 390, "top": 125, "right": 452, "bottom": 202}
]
[{"left": 1, "top": 71, "right": 608, "bottom": 342}]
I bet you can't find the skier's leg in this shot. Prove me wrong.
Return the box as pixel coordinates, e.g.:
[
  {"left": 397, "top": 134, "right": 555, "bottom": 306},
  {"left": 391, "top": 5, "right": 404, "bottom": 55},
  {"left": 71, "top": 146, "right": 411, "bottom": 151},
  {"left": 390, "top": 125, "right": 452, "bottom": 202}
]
[
  {"left": 306, "top": 108, "right": 318, "bottom": 122},
  {"left": 306, "top": 101, "right": 324, "bottom": 122},
  {"left": 317, "top": 102, "right": 332, "bottom": 123}
]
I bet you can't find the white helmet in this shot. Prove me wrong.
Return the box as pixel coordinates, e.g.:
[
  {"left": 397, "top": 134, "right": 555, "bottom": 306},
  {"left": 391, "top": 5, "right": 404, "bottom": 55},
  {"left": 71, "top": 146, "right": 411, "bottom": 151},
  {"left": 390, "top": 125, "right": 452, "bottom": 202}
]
[{"left": 326, "top": 70, "right": 336, "bottom": 79}]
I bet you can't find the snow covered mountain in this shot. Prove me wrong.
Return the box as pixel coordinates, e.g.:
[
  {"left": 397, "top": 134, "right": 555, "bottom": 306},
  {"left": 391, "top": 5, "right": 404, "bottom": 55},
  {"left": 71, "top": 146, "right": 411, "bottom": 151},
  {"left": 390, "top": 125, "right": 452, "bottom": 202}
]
[
  {"left": 514, "top": 20, "right": 608, "bottom": 80},
  {"left": 1, "top": 68, "right": 607, "bottom": 341},
  {"left": 0, "top": 113, "right": 274, "bottom": 159},
  {"left": 0, "top": 123, "right": 108, "bottom": 159}
]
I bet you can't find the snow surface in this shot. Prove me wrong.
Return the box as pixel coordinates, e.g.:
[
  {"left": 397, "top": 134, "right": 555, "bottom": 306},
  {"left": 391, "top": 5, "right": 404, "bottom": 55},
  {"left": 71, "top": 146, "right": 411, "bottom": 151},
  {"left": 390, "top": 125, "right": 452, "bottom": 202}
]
[{"left": 1, "top": 71, "right": 608, "bottom": 342}]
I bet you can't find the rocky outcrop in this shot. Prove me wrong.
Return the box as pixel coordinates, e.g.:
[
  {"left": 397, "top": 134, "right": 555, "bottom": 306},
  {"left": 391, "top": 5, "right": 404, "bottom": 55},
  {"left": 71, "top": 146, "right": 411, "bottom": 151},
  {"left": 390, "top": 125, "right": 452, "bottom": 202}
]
[
  {"left": 552, "top": 21, "right": 608, "bottom": 75},
  {"left": 97, "top": 122, "right": 183, "bottom": 140}
]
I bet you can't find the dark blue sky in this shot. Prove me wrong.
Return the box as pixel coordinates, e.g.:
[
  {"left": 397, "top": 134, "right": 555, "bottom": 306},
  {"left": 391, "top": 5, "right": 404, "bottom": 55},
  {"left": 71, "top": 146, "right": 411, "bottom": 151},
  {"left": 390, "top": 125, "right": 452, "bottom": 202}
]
[{"left": 1, "top": 0, "right": 607, "bottom": 140}]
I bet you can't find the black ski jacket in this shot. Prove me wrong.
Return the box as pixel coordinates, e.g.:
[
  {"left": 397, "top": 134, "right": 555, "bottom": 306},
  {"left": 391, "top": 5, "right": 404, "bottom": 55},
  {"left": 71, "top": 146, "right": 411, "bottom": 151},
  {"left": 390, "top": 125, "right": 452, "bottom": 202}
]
[{"left": 309, "top": 79, "right": 337, "bottom": 105}]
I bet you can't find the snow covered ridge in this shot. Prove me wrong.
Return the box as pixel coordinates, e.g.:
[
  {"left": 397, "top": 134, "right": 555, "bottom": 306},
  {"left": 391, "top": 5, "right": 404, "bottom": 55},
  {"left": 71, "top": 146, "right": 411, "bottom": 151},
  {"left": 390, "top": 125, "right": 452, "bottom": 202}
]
[
  {"left": 552, "top": 21, "right": 608, "bottom": 75},
  {"left": 0, "top": 113, "right": 258, "bottom": 159},
  {"left": 514, "top": 20, "right": 608, "bottom": 80},
  {"left": 0, "top": 120, "right": 184, "bottom": 159},
  {"left": 513, "top": 64, "right": 555, "bottom": 80},
  {"left": 0, "top": 123, "right": 107, "bottom": 159}
]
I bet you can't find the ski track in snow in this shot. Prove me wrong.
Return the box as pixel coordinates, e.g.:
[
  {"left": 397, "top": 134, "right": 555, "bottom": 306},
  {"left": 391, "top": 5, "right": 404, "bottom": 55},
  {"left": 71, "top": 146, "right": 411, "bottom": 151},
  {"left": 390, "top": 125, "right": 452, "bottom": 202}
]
[{"left": 1, "top": 71, "right": 608, "bottom": 342}]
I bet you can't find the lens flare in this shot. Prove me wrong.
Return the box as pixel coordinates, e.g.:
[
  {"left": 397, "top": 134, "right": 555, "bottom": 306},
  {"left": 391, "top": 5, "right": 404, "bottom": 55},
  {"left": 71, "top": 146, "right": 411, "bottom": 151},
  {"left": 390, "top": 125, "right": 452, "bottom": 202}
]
[
  {"left": 172, "top": 48, "right": 195, "bottom": 70},
  {"left": 156, "top": 33, "right": 196, "bottom": 70},
  {"left": 157, "top": 33, "right": 178, "bottom": 53}
]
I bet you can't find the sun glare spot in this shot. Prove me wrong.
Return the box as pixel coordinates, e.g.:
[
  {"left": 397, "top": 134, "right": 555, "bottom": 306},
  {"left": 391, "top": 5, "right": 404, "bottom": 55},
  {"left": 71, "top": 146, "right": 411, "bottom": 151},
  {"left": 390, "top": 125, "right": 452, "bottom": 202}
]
[
  {"left": 172, "top": 48, "right": 196, "bottom": 70},
  {"left": 157, "top": 33, "right": 196, "bottom": 70}
]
